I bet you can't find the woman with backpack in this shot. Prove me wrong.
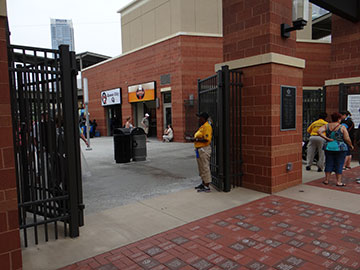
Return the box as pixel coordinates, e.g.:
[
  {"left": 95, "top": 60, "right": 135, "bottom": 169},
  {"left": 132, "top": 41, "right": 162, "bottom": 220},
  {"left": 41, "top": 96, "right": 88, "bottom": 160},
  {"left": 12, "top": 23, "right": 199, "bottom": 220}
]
[{"left": 317, "top": 112, "right": 354, "bottom": 187}]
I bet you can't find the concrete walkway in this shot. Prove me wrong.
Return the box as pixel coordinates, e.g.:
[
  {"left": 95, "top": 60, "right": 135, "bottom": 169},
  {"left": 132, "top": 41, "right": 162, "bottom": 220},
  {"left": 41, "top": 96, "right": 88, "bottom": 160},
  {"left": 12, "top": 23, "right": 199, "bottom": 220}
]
[{"left": 21, "top": 139, "right": 360, "bottom": 270}]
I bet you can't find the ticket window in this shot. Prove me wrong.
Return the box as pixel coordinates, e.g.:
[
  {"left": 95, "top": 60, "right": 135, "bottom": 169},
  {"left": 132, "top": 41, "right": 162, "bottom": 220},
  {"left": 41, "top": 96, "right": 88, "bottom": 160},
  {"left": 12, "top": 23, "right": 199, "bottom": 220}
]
[{"left": 163, "top": 92, "right": 172, "bottom": 129}]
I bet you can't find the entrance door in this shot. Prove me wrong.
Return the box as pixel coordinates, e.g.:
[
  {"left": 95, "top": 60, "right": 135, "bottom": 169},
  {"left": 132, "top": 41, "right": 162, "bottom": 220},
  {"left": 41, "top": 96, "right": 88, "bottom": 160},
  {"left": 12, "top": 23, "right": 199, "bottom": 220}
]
[
  {"left": 107, "top": 105, "right": 122, "bottom": 135},
  {"left": 163, "top": 92, "right": 172, "bottom": 129}
]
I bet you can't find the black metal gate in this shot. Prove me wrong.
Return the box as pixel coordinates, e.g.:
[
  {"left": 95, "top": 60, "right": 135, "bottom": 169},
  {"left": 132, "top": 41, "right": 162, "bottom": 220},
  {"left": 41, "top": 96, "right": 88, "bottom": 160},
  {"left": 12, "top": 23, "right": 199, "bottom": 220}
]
[
  {"left": 8, "top": 44, "right": 84, "bottom": 247},
  {"left": 339, "top": 83, "right": 360, "bottom": 112},
  {"left": 302, "top": 88, "right": 326, "bottom": 141},
  {"left": 198, "top": 65, "right": 242, "bottom": 192}
]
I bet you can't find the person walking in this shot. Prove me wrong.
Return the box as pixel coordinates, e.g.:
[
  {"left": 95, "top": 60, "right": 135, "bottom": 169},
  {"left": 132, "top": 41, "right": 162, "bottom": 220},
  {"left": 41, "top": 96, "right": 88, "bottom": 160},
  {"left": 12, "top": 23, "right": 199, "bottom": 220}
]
[
  {"left": 340, "top": 111, "right": 354, "bottom": 170},
  {"left": 306, "top": 112, "right": 328, "bottom": 172},
  {"left": 141, "top": 113, "right": 150, "bottom": 136},
  {"left": 317, "top": 112, "right": 354, "bottom": 187},
  {"left": 189, "top": 112, "right": 212, "bottom": 192}
]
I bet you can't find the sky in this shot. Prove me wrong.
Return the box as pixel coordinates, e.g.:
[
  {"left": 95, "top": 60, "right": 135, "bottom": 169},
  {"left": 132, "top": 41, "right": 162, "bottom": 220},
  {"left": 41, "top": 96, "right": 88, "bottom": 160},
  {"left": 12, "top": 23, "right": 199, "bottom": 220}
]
[{"left": 6, "top": 0, "right": 133, "bottom": 57}]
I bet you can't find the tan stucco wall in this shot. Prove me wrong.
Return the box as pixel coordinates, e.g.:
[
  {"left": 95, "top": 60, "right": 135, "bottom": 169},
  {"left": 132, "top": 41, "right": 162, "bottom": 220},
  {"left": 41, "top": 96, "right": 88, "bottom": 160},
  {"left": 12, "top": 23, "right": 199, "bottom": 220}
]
[
  {"left": 120, "top": 0, "right": 222, "bottom": 53},
  {"left": 296, "top": 3, "right": 312, "bottom": 40},
  {"left": 0, "top": 0, "right": 7, "bottom": 16}
]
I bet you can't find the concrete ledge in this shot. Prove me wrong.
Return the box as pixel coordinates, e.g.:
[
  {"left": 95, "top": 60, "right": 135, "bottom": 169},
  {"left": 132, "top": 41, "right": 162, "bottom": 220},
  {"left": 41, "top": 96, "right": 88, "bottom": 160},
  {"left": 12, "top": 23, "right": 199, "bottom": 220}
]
[
  {"left": 296, "top": 38, "right": 331, "bottom": 44},
  {"left": 215, "top": 53, "right": 306, "bottom": 71},
  {"left": 325, "top": 77, "right": 360, "bottom": 86},
  {"left": 0, "top": 0, "right": 7, "bottom": 16},
  {"left": 303, "top": 86, "right": 323, "bottom": 90}
]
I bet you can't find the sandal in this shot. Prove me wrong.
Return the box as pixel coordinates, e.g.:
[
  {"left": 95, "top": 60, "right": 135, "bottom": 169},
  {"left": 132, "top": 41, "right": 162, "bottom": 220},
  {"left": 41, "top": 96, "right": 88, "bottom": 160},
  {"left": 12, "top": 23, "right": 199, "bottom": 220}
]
[
  {"left": 322, "top": 181, "right": 329, "bottom": 185},
  {"left": 336, "top": 183, "right": 346, "bottom": 187},
  {"left": 345, "top": 166, "right": 351, "bottom": 170}
]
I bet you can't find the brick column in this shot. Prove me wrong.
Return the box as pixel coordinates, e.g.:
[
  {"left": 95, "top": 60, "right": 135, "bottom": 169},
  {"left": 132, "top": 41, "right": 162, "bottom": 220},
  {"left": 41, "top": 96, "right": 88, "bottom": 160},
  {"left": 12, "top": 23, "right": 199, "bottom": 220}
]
[
  {"left": 221, "top": 0, "right": 304, "bottom": 193},
  {"left": 0, "top": 4, "right": 23, "bottom": 269}
]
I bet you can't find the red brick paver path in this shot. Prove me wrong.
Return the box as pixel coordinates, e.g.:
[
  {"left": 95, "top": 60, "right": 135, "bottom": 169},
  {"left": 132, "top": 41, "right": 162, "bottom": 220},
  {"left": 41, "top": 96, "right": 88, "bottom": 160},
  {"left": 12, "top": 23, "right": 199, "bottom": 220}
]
[
  {"left": 307, "top": 166, "right": 360, "bottom": 194},
  {"left": 60, "top": 196, "right": 360, "bottom": 270}
]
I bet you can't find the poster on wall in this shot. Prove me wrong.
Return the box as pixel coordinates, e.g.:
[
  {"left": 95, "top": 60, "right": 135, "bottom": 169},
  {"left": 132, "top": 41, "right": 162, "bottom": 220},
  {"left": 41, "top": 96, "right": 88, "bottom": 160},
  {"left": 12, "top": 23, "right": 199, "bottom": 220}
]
[
  {"left": 280, "top": 85, "right": 296, "bottom": 131},
  {"left": 101, "top": 88, "right": 121, "bottom": 106},
  {"left": 128, "top": 81, "right": 156, "bottom": 103},
  {"left": 347, "top": 95, "right": 360, "bottom": 127}
]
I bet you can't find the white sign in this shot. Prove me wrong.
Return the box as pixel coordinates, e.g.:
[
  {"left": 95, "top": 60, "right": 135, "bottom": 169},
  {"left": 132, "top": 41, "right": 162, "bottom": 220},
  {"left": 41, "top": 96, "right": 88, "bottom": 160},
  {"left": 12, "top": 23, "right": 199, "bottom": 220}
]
[
  {"left": 101, "top": 88, "right": 121, "bottom": 106},
  {"left": 347, "top": 95, "right": 360, "bottom": 128}
]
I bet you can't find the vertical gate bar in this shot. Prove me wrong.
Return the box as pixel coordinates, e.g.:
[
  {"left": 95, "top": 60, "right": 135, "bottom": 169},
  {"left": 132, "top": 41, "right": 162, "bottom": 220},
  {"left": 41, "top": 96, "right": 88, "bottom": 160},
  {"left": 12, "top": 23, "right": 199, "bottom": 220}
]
[
  {"left": 239, "top": 71, "right": 243, "bottom": 186},
  {"left": 70, "top": 51, "right": 84, "bottom": 227},
  {"left": 59, "top": 45, "right": 80, "bottom": 238},
  {"left": 222, "top": 66, "right": 231, "bottom": 192},
  {"left": 217, "top": 69, "right": 224, "bottom": 190},
  {"left": 231, "top": 71, "right": 234, "bottom": 187}
]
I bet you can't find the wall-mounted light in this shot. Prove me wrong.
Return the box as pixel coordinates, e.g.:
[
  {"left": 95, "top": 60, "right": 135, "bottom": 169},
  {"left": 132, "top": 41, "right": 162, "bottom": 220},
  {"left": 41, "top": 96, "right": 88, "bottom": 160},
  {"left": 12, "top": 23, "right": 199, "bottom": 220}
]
[{"left": 281, "top": 0, "right": 309, "bottom": 38}]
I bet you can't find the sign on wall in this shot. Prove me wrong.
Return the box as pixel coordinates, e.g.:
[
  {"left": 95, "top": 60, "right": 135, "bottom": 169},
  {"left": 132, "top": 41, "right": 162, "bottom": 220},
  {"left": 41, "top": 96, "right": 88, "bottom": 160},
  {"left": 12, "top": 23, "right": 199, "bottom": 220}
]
[
  {"left": 101, "top": 88, "right": 121, "bottom": 106},
  {"left": 347, "top": 95, "right": 360, "bottom": 127},
  {"left": 281, "top": 86, "right": 296, "bottom": 131},
  {"left": 128, "top": 82, "right": 155, "bottom": 103}
]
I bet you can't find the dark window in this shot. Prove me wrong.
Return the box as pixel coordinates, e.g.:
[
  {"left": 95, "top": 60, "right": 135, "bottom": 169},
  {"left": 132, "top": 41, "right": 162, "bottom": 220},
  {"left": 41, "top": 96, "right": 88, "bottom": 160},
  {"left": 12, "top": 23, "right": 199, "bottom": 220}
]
[{"left": 160, "top": 74, "right": 171, "bottom": 85}]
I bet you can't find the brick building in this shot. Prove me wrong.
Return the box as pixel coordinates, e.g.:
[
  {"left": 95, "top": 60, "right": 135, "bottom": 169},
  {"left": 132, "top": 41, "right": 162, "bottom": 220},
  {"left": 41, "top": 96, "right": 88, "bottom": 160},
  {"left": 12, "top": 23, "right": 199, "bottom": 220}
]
[
  {"left": 83, "top": 0, "right": 360, "bottom": 194},
  {"left": 83, "top": 0, "right": 223, "bottom": 140}
]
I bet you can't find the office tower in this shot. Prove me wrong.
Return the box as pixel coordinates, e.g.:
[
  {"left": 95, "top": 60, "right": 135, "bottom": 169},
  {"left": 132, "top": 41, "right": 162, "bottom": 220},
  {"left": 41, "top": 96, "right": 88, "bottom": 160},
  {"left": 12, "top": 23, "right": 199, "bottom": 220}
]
[{"left": 50, "top": 18, "right": 75, "bottom": 51}]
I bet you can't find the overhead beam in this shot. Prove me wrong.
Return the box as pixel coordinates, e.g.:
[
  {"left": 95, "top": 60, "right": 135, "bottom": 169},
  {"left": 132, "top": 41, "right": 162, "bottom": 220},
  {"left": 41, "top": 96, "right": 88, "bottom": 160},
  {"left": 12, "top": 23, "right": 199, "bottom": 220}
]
[{"left": 310, "top": 0, "right": 360, "bottom": 22}]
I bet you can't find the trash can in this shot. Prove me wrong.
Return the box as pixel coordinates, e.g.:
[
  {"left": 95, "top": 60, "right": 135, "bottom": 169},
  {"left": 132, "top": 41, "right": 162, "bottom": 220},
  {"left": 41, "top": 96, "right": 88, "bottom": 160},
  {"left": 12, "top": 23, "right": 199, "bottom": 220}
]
[
  {"left": 113, "top": 128, "right": 131, "bottom": 163},
  {"left": 131, "top": 127, "right": 147, "bottom": 161}
]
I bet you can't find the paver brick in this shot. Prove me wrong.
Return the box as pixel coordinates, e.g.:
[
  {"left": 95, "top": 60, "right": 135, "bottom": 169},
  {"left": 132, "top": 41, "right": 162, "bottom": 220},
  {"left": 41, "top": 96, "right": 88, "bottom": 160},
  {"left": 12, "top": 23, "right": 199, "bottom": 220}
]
[{"left": 61, "top": 196, "right": 360, "bottom": 270}]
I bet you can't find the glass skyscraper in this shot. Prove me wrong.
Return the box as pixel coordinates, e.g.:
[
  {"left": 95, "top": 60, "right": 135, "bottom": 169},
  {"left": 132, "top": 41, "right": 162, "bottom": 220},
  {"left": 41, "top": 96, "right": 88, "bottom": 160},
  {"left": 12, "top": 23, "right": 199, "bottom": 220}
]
[{"left": 50, "top": 18, "right": 75, "bottom": 51}]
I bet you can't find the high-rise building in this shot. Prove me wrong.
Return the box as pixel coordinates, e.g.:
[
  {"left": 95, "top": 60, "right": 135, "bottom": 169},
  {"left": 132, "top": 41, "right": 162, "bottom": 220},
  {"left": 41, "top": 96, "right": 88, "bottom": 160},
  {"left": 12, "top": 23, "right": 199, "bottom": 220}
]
[{"left": 50, "top": 18, "right": 75, "bottom": 51}]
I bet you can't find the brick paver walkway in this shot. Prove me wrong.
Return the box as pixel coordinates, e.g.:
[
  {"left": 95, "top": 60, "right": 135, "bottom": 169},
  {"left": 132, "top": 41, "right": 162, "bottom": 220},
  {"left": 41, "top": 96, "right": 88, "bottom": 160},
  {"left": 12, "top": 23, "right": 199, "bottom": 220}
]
[
  {"left": 60, "top": 196, "right": 360, "bottom": 270},
  {"left": 307, "top": 166, "right": 360, "bottom": 194}
]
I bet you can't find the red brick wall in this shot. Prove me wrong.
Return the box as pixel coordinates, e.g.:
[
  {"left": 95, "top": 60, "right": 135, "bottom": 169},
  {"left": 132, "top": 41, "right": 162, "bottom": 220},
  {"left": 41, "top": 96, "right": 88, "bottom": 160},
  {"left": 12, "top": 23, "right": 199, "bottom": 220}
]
[
  {"left": 223, "top": 0, "right": 303, "bottom": 193},
  {"left": 223, "top": 0, "right": 297, "bottom": 62},
  {"left": 331, "top": 15, "right": 360, "bottom": 79},
  {"left": 83, "top": 35, "right": 223, "bottom": 141},
  {"left": 0, "top": 16, "right": 22, "bottom": 270},
  {"left": 241, "top": 63, "right": 303, "bottom": 193},
  {"left": 296, "top": 41, "right": 331, "bottom": 87}
]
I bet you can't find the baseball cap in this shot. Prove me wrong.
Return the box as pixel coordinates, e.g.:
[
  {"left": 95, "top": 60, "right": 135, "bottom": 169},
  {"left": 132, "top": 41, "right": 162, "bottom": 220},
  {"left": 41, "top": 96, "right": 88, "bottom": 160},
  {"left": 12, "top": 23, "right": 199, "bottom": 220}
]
[
  {"left": 145, "top": 113, "right": 150, "bottom": 117},
  {"left": 196, "top": 112, "right": 209, "bottom": 120}
]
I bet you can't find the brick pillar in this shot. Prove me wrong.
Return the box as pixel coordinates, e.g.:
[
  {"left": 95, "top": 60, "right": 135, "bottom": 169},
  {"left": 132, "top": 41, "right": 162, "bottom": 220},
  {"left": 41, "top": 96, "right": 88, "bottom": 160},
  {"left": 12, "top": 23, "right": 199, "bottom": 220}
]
[
  {"left": 221, "top": 0, "right": 304, "bottom": 193},
  {"left": 325, "top": 15, "right": 360, "bottom": 114},
  {"left": 0, "top": 5, "right": 23, "bottom": 270}
]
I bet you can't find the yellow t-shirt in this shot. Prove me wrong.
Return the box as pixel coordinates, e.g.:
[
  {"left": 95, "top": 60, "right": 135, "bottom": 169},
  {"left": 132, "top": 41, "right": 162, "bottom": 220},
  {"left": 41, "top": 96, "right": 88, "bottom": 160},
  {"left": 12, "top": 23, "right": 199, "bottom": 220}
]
[
  {"left": 307, "top": 119, "right": 328, "bottom": 136},
  {"left": 194, "top": 121, "right": 212, "bottom": 148}
]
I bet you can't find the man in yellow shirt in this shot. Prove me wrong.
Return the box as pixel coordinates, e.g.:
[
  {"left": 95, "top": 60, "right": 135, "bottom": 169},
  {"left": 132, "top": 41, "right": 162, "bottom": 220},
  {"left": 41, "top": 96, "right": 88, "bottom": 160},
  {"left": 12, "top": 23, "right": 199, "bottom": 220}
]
[
  {"left": 306, "top": 112, "right": 328, "bottom": 172},
  {"left": 190, "top": 112, "right": 213, "bottom": 192}
]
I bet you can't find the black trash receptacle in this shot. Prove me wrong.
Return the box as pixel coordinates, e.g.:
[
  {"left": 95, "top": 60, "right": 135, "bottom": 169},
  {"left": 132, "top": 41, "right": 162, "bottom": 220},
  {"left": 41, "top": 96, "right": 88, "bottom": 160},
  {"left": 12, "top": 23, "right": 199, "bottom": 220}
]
[
  {"left": 113, "top": 128, "right": 131, "bottom": 163},
  {"left": 131, "top": 127, "right": 147, "bottom": 161}
]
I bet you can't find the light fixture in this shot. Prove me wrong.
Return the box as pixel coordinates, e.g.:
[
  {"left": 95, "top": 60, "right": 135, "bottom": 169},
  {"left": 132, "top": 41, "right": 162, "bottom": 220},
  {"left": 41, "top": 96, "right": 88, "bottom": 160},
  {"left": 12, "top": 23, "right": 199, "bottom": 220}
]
[{"left": 281, "top": 0, "right": 309, "bottom": 38}]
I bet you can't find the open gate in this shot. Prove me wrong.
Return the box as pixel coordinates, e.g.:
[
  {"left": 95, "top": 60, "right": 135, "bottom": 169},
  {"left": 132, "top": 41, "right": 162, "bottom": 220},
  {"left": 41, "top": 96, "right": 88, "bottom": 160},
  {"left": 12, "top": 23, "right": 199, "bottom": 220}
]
[
  {"left": 7, "top": 44, "right": 84, "bottom": 247},
  {"left": 198, "top": 66, "right": 242, "bottom": 192}
]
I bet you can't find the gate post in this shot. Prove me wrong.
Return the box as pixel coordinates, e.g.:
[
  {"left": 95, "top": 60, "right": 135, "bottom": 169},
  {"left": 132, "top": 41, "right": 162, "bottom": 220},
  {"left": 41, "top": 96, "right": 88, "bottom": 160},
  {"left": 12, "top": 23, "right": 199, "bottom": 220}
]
[
  {"left": 222, "top": 65, "right": 231, "bottom": 192},
  {"left": 217, "top": 69, "right": 225, "bottom": 190},
  {"left": 59, "top": 45, "right": 80, "bottom": 237}
]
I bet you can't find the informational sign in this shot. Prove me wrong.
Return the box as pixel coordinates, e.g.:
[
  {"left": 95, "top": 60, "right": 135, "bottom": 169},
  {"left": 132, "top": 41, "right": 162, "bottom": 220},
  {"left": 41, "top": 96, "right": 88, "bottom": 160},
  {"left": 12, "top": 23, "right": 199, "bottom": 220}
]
[
  {"left": 281, "top": 86, "right": 296, "bottom": 131},
  {"left": 347, "top": 95, "right": 360, "bottom": 127},
  {"left": 128, "top": 82, "right": 155, "bottom": 103},
  {"left": 101, "top": 88, "right": 121, "bottom": 106}
]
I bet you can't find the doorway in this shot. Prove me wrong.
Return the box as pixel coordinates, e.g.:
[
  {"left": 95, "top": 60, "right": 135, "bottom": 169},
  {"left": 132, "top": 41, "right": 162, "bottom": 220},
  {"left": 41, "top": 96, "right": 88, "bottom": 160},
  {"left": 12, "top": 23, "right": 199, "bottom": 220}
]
[
  {"left": 163, "top": 92, "right": 172, "bottom": 129},
  {"left": 133, "top": 101, "right": 157, "bottom": 137},
  {"left": 107, "top": 105, "right": 122, "bottom": 135}
]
